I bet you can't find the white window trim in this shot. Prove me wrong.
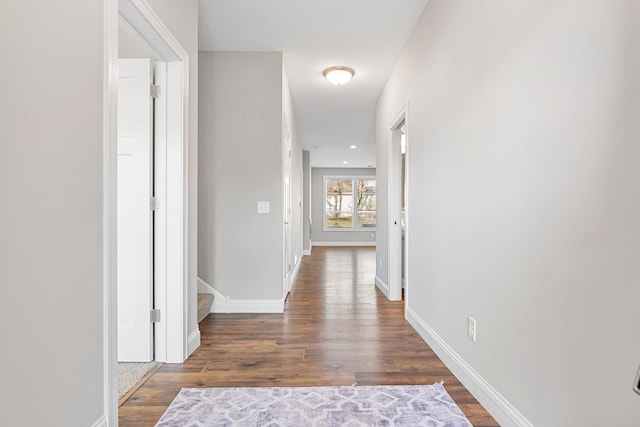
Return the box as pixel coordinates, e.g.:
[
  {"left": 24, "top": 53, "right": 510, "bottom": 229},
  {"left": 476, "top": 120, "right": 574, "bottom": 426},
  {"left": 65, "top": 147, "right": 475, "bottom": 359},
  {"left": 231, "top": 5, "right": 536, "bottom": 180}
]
[{"left": 323, "top": 175, "right": 377, "bottom": 232}]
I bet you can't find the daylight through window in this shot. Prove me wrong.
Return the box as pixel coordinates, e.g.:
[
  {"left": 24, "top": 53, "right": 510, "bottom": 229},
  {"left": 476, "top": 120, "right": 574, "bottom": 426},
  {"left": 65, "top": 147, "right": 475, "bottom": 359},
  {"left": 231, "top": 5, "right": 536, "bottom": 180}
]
[{"left": 324, "top": 177, "right": 376, "bottom": 230}]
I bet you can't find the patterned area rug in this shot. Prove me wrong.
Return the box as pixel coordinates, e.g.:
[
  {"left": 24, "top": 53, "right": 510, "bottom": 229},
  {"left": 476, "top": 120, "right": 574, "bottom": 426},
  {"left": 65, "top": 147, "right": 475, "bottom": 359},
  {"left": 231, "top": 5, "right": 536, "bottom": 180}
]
[{"left": 156, "top": 383, "right": 472, "bottom": 426}]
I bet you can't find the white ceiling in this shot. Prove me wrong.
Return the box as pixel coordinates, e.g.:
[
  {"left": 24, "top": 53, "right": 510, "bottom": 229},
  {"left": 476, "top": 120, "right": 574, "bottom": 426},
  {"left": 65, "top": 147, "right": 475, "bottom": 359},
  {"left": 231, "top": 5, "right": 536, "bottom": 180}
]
[{"left": 198, "top": 0, "right": 428, "bottom": 168}]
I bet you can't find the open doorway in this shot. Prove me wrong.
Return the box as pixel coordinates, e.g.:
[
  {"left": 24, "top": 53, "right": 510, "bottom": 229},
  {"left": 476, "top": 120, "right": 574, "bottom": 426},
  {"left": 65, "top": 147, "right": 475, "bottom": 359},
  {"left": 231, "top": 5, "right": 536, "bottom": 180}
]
[
  {"left": 115, "top": 54, "right": 161, "bottom": 402},
  {"left": 104, "top": 0, "right": 190, "bottom": 420},
  {"left": 387, "top": 106, "right": 409, "bottom": 303},
  {"left": 283, "top": 121, "right": 293, "bottom": 298},
  {"left": 116, "top": 0, "right": 189, "bottom": 364}
]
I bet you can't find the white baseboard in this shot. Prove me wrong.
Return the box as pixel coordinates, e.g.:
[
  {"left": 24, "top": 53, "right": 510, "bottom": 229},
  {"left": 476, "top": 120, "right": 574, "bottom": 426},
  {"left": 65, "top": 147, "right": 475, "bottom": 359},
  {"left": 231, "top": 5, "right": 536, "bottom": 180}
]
[
  {"left": 198, "top": 276, "right": 215, "bottom": 294},
  {"left": 303, "top": 248, "right": 311, "bottom": 256},
  {"left": 312, "top": 241, "right": 376, "bottom": 247},
  {"left": 91, "top": 415, "right": 108, "bottom": 427},
  {"left": 197, "top": 278, "right": 228, "bottom": 313},
  {"left": 198, "top": 277, "right": 284, "bottom": 314},
  {"left": 289, "top": 257, "right": 302, "bottom": 290},
  {"left": 375, "top": 275, "right": 389, "bottom": 297},
  {"left": 210, "top": 288, "right": 228, "bottom": 312},
  {"left": 223, "top": 298, "right": 284, "bottom": 313},
  {"left": 187, "top": 328, "right": 200, "bottom": 357},
  {"left": 406, "top": 307, "right": 533, "bottom": 427}
]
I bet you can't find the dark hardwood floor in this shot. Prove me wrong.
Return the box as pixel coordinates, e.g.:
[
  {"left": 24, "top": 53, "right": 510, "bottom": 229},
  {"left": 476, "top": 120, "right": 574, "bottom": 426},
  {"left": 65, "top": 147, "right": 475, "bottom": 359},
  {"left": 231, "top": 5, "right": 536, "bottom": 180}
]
[{"left": 119, "top": 246, "right": 499, "bottom": 426}]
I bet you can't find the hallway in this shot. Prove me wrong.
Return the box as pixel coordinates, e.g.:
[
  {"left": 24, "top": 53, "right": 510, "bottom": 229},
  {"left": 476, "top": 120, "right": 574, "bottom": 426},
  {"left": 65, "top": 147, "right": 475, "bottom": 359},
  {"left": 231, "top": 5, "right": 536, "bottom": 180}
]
[{"left": 119, "top": 247, "right": 498, "bottom": 426}]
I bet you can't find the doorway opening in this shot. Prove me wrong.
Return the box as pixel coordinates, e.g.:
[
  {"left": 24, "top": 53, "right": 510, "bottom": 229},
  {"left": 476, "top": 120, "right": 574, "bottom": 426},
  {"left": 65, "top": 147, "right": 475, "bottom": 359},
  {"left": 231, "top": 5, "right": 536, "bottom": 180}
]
[
  {"left": 283, "top": 121, "right": 293, "bottom": 298},
  {"left": 116, "top": 4, "right": 188, "bottom": 363},
  {"left": 104, "top": 0, "right": 190, "bottom": 421},
  {"left": 387, "top": 106, "right": 409, "bottom": 303}
]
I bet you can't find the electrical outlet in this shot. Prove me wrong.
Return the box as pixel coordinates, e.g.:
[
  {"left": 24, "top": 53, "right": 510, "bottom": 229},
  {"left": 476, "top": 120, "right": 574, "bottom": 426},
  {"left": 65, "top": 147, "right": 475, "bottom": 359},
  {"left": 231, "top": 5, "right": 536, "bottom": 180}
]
[
  {"left": 257, "top": 201, "right": 270, "bottom": 214},
  {"left": 467, "top": 316, "right": 477, "bottom": 342}
]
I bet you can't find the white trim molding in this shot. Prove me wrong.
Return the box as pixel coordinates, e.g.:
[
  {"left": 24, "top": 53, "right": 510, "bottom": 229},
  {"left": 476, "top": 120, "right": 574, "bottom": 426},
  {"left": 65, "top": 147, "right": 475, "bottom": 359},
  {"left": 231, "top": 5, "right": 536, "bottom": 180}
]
[
  {"left": 102, "top": 0, "right": 119, "bottom": 424},
  {"left": 375, "top": 275, "right": 389, "bottom": 298},
  {"left": 312, "top": 241, "right": 376, "bottom": 247},
  {"left": 187, "top": 328, "right": 200, "bottom": 357},
  {"left": 198, "top": 278, "right": 285, "bottom": 313},
  {"left": 406, "top": 307, "right": 534, "bottom": 427},
  {"left": 303, "top": 248, "right": 312, "bottom": 256},
  {"left": 225, "top": 298, "right": 284, "bottom": 313},
  {"left": 198, "top": 276, "right": 215, "bottom": 294},
  {"left": 289, "top": 256, "right": 302, "bottom": 291},
  {"left": 91, "top": 415, "right": 108, "bottom": 427}
]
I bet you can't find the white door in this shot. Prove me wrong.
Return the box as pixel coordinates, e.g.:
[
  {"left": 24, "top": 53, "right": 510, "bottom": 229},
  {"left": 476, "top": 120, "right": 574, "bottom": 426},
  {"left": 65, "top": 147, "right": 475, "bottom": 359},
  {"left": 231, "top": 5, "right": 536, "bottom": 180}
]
[{"left": 117, "top": 58, "right": 154, "bottom": 362}]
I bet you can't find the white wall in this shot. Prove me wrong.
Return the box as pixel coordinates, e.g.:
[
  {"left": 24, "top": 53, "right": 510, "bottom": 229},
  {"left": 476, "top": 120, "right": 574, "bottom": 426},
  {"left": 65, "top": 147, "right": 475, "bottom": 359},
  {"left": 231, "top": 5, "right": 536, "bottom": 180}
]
[
  {"left": 146, "top": 0, "right": 199, "bottom": 347},
  {"left": 377, "top": 1, "right": 640, "bottom": 425},
  {"left": 0, "top": 1, "right": 105, "bottom": 425},
  {"left": 199, "top": 52, "right": 286, "bottom": 302},
  {"left": 118, "top": 27, "right": 151, "bottom": 58},
  {"left": 311, "top": 168, "right": 376, "bottom": 245}
]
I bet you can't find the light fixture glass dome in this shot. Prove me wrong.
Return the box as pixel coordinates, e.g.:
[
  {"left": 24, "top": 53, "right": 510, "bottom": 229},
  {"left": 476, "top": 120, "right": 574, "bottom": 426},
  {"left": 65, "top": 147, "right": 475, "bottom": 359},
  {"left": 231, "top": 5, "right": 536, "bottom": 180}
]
[{"left": 323, "top": 66, "right": 355, "bottom": 86}]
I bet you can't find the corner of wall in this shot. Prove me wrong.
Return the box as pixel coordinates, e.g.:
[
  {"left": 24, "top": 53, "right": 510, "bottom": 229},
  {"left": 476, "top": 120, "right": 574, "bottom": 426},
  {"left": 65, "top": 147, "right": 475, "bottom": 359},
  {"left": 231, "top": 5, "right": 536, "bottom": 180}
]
[
  {"left": 406, "top": 307, "right": 534, "bottom": 427},
  {"left": 375, "top": 275, "right": 389, "bottom": 298},
  {"left": 187, "top": 328, "right": 201, "bottom": 357}
]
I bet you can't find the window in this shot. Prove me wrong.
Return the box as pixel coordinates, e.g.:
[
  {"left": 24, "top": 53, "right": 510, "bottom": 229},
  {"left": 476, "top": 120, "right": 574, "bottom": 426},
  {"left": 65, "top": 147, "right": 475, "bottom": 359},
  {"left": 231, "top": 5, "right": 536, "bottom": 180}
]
[{"left": 324, "top": 176, "right": 376, "bottom": 230}]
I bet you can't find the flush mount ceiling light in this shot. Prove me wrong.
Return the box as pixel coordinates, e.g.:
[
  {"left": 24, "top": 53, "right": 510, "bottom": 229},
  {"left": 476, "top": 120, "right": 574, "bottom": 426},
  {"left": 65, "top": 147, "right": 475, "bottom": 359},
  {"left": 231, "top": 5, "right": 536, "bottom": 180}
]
[
  {"left": 349, "top": 144, "right": 357, "bottom": 149},
  {"left": 323, "top": 66, "right": 355, "bottom": 86}
]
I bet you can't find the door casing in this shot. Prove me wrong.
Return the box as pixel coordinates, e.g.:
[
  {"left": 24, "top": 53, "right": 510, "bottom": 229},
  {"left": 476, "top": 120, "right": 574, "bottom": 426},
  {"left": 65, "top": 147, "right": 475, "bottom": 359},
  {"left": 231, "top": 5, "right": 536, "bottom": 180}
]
[
  {"left": 103, "top": 0, "right": 190, "bottom": 422},
  {"left": 387, "top": 105, "right": 409, "bottom": 305},
  {"left": 283, "top": 121, "right": 293, "bottom": 297}
]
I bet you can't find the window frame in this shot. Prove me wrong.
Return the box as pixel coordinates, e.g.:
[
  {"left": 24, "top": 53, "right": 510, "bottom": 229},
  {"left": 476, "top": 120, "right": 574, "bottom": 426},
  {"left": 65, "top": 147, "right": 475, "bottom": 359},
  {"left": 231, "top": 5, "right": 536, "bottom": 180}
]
[{"left": 323, "top": 175, "right": 377, "bottom": 232}]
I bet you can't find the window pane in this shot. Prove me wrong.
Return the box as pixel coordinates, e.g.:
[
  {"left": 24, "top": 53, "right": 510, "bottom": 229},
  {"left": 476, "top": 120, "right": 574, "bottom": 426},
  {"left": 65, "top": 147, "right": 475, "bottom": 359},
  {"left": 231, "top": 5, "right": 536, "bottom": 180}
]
[
  {"left": 358, "top": 211, "right": 376, "bottom": 228},
  {"left": 326, "top": 212, "right": 353, "bottom": 228},
  {"left": 356, "top": 179, "right": 376, "bottom": 211},
  {"left": 326, "top": 179, "right": 353, "bottom": 228}
]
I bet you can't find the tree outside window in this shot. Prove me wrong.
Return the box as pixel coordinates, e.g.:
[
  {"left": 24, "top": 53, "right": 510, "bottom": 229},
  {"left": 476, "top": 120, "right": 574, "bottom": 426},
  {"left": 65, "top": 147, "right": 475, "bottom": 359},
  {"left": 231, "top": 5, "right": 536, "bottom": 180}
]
[{"left": 325, "top": 177, "right": 376, "bottom": 230}]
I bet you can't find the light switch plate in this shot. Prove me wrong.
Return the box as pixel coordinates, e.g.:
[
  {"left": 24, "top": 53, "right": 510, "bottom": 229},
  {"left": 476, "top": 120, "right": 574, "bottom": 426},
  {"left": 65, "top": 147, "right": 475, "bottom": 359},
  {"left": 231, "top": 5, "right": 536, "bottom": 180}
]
[{"left": 258, "top": 201, "right": 270, "bottom": 214}]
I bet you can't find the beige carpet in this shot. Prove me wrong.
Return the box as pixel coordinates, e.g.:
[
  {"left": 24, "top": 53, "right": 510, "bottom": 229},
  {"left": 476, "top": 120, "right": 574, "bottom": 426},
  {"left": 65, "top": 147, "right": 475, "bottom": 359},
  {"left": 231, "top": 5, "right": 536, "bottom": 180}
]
[{"left": 118, "top": 361, "right": 159, "bottom": 398}]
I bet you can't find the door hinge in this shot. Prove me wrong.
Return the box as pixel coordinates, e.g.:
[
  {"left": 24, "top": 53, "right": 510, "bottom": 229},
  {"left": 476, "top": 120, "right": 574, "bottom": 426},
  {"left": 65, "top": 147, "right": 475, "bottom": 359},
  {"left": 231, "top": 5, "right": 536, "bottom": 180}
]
[
  {"left": 150, "top": 309, "right": 161, "bottom": 323},
  {"left": 150, "top": 84, "right": 162, "bottom": 99},
  {"left": 150, "top": 196, "right": 159, "bottom": 211}
]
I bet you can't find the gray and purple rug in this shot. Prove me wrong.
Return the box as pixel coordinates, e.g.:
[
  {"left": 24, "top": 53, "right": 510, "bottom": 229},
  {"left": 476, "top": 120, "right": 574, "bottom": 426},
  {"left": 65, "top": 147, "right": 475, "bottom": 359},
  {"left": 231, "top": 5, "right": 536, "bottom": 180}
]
[{"left": 155, "top": 383, "right": 472, "bottom": 426}]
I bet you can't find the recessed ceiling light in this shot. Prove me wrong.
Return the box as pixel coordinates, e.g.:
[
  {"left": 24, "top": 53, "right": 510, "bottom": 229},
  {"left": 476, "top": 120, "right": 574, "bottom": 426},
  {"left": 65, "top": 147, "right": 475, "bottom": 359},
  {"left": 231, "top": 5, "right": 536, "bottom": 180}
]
[
  {"left": 323, "top": 66, "right": 355, "bottom": 86},
  {"left": 342, "top": 161, "right": 349, "bottom": 164},
  {"left": 349, "top": 145, "right": 357, "bottom": 149}
]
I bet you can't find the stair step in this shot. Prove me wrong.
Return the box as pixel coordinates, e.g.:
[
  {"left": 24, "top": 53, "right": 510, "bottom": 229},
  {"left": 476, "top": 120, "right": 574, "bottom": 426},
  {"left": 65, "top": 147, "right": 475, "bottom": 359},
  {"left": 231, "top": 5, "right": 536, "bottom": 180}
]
[{"left": 197, "top": 292, "right": 214, "bottom": 323}]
